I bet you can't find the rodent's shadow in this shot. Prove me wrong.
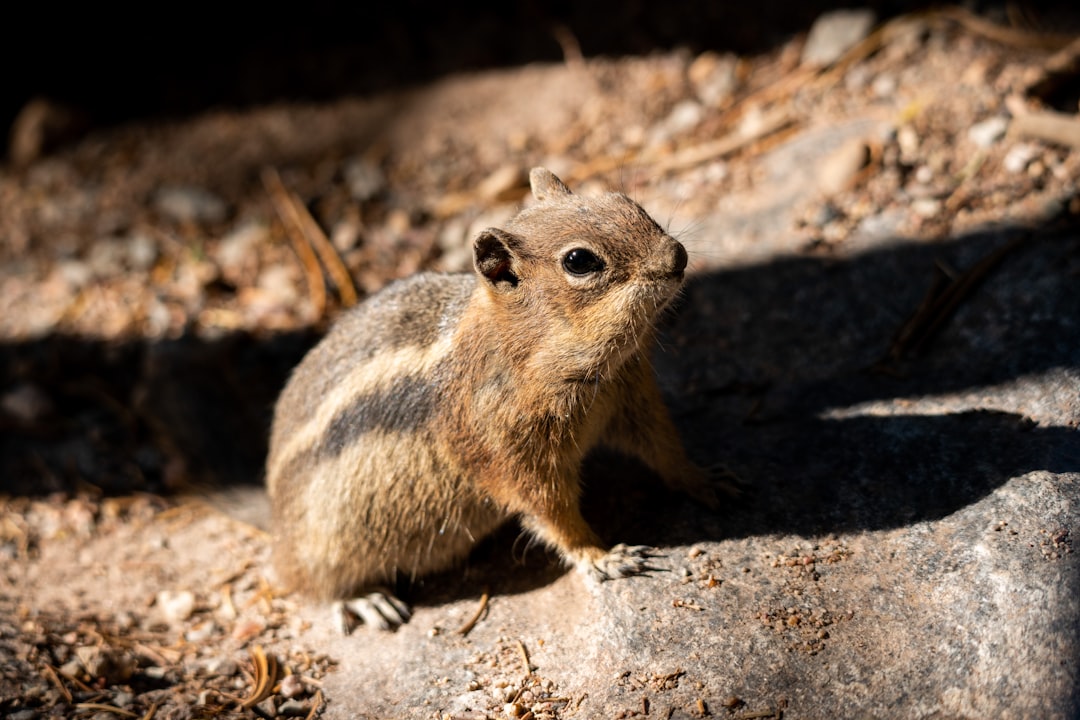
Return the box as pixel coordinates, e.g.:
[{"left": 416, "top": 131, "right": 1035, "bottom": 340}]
[{"left": 1, "top": 223, "right": 1077, "bottom": 604}]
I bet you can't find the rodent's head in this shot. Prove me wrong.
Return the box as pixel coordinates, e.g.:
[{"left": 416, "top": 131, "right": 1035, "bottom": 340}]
[{"left": 471, "top": 168, "right": 688, "bottom": 382}]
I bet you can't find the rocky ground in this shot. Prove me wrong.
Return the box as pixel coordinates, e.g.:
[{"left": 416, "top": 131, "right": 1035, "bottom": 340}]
[{"left": 2, "top": 6, "right": 1080, "bottom": 719}]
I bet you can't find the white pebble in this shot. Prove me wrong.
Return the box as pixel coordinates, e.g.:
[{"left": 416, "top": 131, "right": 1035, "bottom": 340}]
[
  {"left": 911, "top": 198, "right": 942, "bottom": 218},
  {"left": 154, "top": 186, "right": 227, "bottom": 224},
  {"left": 968, "top": 116, "right": 1009, "bottom": 148},
  {"left": 157, "top": 590, "right": 196, "bottom": 622},
  {"left": 1002, "top": 143, "right": 1036, "bottom": 173}
]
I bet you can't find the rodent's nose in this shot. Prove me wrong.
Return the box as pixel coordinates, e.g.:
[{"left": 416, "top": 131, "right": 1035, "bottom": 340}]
[{"left": 671, "top": 242, "right": 688, "bottom": 274}]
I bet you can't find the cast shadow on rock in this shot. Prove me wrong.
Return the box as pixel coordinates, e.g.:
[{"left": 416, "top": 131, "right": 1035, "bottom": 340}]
[{"left": 595, "top": 222, "right": 1079, "bottom": 547}]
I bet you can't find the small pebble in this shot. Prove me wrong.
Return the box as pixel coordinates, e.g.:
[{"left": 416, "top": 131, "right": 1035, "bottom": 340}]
[
  {"left": 689, "top": 51, "right": 738, "bottom": 107},
  {"left": 344, "top": 157, "right": 386, "bottom": 201},
  {"left": 231, "top": 618, "right": 266, "bottom": 643},
  {"left": 157, "top": 590, "right": 196, "bottom": 623},
  {"left": 59, "top": 658, "right": 83, "bottom": 679},
  {"left": 256, "top": 266, "right": 300, "bottom": 308},
  {"left": 817, "top": 138, "right": 868, "bottom": 195},
  {"left": 331, "top": 217, "right": 362, "bottom": 253},
  {"left": 278, "top": 699, "right": 310, "bottom": 717},
  {"left": 255, "top": 698, "right": 277, "bottom": 717},
  {"left": 215, "top": 221, "right": 267, "bottom": 278},
  {"left": 126, "top": 234, "right": 158, "bottom": 272},
  {"left": 802, "top": 9, "right": 877, "bottom": 67},
  {"left": 87, "top": 238, "right": 129, "bottom": 276},
  {"left": 204, "top": 657, "right": 239, "bottom": 678},
  {"left": 280, "top": 673, "right": 305, "bottom": 699},
  {"left": 477, "top": 164, "right": 526, "bottom": 202},
  {"left": 154, "top": 186, "right": 227, "bottom": 224},
  {"left": 55, "top": 259, "right": 92, "bottom": 291},
  {"left": 911, "top": 198, "right": 941, "bottom": 218},
  {"left": 184, "top": 620, "right": 217, "bottom": 643},
  {"left": 650, "top": 99, "right": 704, "bottom": 146},
  {"left": 1, "top": 383, "right": 52, "bottom": 423},
  {"left": 871, "top": 73, "right": 897, "bottom": 98},
  {"left": 967, "top": 116, "right": 1009, "bottom": 148}
]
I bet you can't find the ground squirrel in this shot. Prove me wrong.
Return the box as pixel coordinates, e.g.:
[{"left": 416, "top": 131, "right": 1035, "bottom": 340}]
[{"left": 266, "top": 168, "right": 719, "bottom": 631}]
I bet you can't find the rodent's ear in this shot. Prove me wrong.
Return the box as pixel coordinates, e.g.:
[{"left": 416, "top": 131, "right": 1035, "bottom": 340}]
[
  {"left": 473, "top": 229, "right": 521, "bottom": 292},
  {"left": 529, "top": 167, "right": 572, "bottom": 202}
]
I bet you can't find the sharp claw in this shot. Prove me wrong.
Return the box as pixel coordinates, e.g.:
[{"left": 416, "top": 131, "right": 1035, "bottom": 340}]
[
  {"left": 585, "top": 544, "right": 656, "bottom": 580},
  {"left": 334, "top": 590, "right": 411, "bottom": 634}
]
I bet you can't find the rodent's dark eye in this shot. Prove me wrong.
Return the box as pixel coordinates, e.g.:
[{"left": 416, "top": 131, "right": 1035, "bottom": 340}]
[{"left": 562, "top": 248, "right": 605, "bottom": 276}]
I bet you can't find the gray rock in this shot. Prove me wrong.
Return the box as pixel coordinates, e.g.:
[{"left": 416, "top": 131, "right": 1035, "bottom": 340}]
[
  {"left": 304, "top": 125, "right": 1080, "bottom": 719},
  {"left": 802, "top": 9, "right": 877, "bottom": 68}
]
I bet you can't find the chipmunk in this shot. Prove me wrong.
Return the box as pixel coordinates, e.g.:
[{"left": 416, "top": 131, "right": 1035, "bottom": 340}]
[{"left": 266, "top": 168, "right": 720, "bottom": 632}]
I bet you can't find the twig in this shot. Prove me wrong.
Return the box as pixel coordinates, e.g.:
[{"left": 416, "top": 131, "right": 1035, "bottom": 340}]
[
  {"left": 293, "top": 189, "right": 359, "bottom": 307},
  {"left": 552, "top": 24, "right": 584, "bottom": 67},
  {"left": 1012, "top": 111, "right": 1080, "bottom": 150},
  {"left": 42, "top": 664, "right": 72, "bottom": 704},
  {"left": 75, "top": 703, "right": 139, "bottom": 718},
  {"left": 304, "top": 690, "right": 324, "bottom": 720},
  {"left": 652, "top": 108, "right": 795, "bottom": 175},
  {"left": 1026, "top": 35, "right": 1080, "bottom": 100},
  {"left": 937, "top": 6, "right": 1076, "bottom": 51},
  {"left": 733, "top": 710, "right": 780, "bottom": 720},
  {"left": 455, "top": 589, "right": 490, "bottom": 636},
  {"left": 262, "top": 167, "right": 327, "bottom": 319},
  {"left": 886, "top": 234, "right": 1029, "bottom": 359},
  {"left": 516, "top": 639, "right": 533, "bottom": 676},
  {"left": 240, "top": 645, "right": 279, "bottom": 710},
  {"left": 140, "top": 701, "right": 159, "bottom": 720}
]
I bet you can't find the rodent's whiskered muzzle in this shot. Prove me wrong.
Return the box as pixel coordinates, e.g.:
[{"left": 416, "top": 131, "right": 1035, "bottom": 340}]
[
  {"left": 652, "top": 238, "right": 688, "bottom": 281},
  {"left": 671, "top": 241, "right": 688, "bottom": 276}
]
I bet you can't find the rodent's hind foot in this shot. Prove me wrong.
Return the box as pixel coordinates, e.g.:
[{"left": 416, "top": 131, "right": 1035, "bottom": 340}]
[
  {"left": 578, "top": 543, "right": 657, "bottom": 581},
  {"left": 705, "top": 462, "right": 749, "bottom": 498},
  {"left": 676, "top": 462, "right": 746, "bottom": 510},
  {"left": 334, "top": 589, "right": 412, "bottom": 634}
]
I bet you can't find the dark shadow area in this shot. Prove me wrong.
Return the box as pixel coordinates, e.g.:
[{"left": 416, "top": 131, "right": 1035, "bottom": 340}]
[
  {"left": 2, "top": 222, "right": 1076, "bottom": 607},
  {"left": 3, "top": 0, "right": 961, "bottom": 151},
  {"left": 0, "top": 330, "right": 317, "bottom": 496}
]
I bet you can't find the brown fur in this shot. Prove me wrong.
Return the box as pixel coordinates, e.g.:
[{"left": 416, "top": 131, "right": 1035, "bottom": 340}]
[{"left": 266, "top": 168, "right": 716, "bottom": 605}]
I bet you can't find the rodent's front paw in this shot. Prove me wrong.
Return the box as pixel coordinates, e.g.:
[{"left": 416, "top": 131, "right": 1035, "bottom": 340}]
[
  {"left": 579, "top": 543, "right": 656, "bottom": 581},
  {"left": 334, "top": 590, "right": 412, "bottom": 634}
]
